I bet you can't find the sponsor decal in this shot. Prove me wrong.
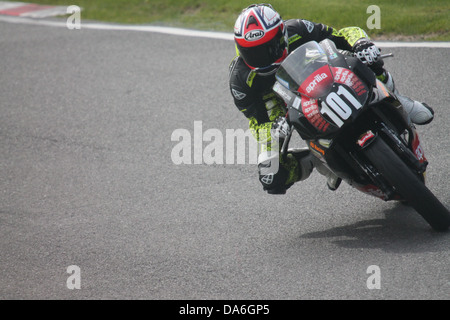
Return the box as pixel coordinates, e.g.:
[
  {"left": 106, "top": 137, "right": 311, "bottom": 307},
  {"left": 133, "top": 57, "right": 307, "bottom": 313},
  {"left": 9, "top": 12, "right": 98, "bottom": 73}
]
[
  {"left": 288, "top": 34, "right": 302, "bottom": 44},
  {"left": 272, "top": 81, "right": 292, "bottom": 103},
  {"left": 302, "top": 98, "right": 330, "bottom": 132},
  {"left": 332, "top": 67, "right": 368, "bottom": 97},
  {"left": 376, "top": 79, "right": 390, "bottom": 97},
  {"left": 415, "top": 145, "right": 424, "bottom": 161},
  {"left": 292, "top": 96, "right": 301, "bottom": 110},
  {"left": 298, "top": 65, "right": 333, "bottom": 98},
  {"left": 309, "top": 141, "right": 325, "bottom": 156},
  {"left": 232, "top": 88, "right": 246, "bottom": 100},
  {"left": 306, "top": 73, "right": 328, "bottom": 94},
  {"left": 244, "top": 29, "right": 265, "bottom": 41},
  {"left": 357, "top": 131, "right": 375, "bottom": 147},
  {"left": 261, "top": 174, "right": 274, "bottom": 185},
  {"left": 274, "top": 76, "right": 290, "bottom": 90},
  {"left": 302, "top": 20, "right": 314, "bottom": 33},
  {"left": 411, "top": 131, "right": 427, "bottom": 163}
]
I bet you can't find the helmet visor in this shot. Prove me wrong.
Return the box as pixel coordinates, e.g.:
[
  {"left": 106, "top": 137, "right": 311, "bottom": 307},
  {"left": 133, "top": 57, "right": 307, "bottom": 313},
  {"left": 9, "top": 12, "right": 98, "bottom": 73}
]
[{"left": 237, "top": 28, "right": 287, "bottom": 69}]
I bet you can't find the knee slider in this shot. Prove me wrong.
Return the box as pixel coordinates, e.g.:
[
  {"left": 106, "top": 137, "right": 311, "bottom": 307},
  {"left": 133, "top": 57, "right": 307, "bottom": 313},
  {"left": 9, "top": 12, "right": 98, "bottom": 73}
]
[{"left": 257, "top": 151, "right": 289, "bottom": 194}]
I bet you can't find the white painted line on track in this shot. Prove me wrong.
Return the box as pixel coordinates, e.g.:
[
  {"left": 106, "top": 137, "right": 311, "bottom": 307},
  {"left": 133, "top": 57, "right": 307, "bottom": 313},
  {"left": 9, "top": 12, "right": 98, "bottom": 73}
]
[
  {"left": 373, "top": 41, "right": 450, "bottom": 48},
  {"left": 0, "top": 14, "right": 235, "bottom": 40},
  {"left": 0, "top": 14, "right": 449, "bottom": 48}
]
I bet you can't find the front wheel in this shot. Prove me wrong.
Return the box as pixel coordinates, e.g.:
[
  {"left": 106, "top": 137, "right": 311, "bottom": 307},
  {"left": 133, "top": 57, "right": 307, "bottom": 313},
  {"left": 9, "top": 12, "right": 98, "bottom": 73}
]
[{"left": 363, "top": 137, "right": 450, "bottom": 231}]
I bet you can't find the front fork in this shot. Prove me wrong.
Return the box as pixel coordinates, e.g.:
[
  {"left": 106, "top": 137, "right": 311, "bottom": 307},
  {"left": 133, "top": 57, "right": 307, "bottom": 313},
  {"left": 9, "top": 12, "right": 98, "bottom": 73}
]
[
  {"left": 353, "top": 123, "right": 428, "bottom": 200},
  {"left": 280, "top": 125, "right": 294, "bottom": 162},
  {"left": 378, "top": 123, "right": 428, "bottom": 181}
]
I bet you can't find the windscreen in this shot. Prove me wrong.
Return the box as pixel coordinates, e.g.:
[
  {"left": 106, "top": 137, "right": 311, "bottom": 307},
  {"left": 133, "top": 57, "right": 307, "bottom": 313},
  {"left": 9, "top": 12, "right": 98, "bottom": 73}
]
[{"left": 275, "top": 41, "right": 330, "bottom": 96}]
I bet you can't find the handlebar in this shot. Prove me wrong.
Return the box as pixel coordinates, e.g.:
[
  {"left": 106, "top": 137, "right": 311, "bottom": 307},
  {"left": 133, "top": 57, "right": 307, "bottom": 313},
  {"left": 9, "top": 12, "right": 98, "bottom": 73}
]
[
  {"left": 380, "top": 53, "right": 394, "bottom": 59},
  {"left": 361, "top": 53, "right": 394, "bottom": 64}
]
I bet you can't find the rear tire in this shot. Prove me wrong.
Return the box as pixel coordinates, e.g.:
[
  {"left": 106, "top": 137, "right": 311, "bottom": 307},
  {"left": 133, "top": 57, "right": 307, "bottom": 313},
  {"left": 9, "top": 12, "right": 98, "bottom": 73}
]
[{"left": 363, "top": 137, "right": 450, "bottom": 231}]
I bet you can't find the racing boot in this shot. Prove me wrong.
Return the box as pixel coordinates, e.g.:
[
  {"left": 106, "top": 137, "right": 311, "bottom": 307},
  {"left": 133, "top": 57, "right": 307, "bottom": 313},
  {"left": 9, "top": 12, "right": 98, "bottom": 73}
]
[
  {"left": 381, "top": 72, "right": 434, "bottom": 125},
  {"left": 289, "top": 148, "right": 315, "bottom": 182},
  {"left": 291, "top": 148, "right": 342, "bottom": 191}
]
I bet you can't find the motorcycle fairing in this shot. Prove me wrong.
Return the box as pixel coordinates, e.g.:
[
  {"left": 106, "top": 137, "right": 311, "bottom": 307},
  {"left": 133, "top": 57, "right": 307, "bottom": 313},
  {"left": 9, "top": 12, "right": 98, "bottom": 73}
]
[{"left": 275, "top": 40, "right": 375, "bottom": 138}]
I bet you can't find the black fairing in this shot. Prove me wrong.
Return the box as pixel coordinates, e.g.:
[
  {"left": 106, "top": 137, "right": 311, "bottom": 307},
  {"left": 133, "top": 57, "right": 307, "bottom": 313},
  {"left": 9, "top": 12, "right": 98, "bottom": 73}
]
[
  {"left": 275, "top": 40, "right": 378, "bottom": 140},
  {"left": 285, "top": 55, "right": 377, "bottom": 141},
  {"left": 274, "top": 39, "right": 413, "bottom": 187}
]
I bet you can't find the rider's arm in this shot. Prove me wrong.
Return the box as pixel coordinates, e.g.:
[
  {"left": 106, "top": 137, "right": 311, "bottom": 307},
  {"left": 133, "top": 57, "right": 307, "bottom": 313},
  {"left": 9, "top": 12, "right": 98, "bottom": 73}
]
[
  {"left": 287, "top": 19, "right": 383, "bottom": 74},
  {"left": 332, "top": 26, "right": 371, "bottom": 48},
  {"left": 229, "top": 57, "right": 285, "bottom": 145},
  {"left": 233, "top": 95, "right": 285, "bottom": 147},
  {"left": 286, "top": 19, "right": 370, "bottom": 51}
]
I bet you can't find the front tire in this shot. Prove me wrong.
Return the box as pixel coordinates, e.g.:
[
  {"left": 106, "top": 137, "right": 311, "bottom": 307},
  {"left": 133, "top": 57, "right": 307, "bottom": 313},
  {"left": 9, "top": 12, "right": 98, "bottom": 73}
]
[{"left": 363, "top": 137, "right": 450, "bottom": 231}]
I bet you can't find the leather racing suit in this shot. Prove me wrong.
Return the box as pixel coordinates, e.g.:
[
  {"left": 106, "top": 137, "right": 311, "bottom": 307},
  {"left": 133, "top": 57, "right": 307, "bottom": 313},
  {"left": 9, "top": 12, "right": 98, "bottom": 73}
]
[{"left": 229, "top": 19, "right": 373, "bottom": 194}]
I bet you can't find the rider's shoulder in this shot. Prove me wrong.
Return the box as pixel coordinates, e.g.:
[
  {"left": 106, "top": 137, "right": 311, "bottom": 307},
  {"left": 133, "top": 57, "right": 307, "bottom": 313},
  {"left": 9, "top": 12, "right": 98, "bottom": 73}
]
[
  {"left": 229, "top": 56, "right": 249, "bottom": 71},
  {"left": 229, "top": 56, "right": 253, "bottom": 86},
  {"left": 285, "top": 19, "right": 317, "bottom": 33}
]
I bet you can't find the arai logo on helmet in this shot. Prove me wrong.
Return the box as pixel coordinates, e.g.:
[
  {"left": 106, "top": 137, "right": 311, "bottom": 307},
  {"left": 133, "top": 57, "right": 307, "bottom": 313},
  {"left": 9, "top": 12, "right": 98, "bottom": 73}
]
[{"left": 244, "top": 30, "right": 265, "bottom": 41}]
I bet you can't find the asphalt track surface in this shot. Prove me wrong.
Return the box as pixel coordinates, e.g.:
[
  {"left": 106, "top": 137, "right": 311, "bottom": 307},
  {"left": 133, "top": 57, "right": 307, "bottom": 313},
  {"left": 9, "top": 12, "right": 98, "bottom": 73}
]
[{"left": 0, "top": 20, "right": 449, "bottom": 300}]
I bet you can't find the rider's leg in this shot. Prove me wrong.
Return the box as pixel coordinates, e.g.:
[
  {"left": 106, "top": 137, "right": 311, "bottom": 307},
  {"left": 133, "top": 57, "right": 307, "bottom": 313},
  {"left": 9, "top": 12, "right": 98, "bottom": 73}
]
[
  {"left": 379, "top": 71, "right": 434, "bottom": 125},
  {"left": 258, "top": 148, "right": 314, "bottom": 194}
]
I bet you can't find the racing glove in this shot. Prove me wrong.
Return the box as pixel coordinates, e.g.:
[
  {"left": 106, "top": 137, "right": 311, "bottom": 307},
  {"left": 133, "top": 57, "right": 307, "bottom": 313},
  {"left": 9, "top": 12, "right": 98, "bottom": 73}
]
[
  {"left": 271, "top": 116, "right": 291, "bottom": 141},
  {"left": 353, "top": 38, "right": 384, "bottom": 76}
]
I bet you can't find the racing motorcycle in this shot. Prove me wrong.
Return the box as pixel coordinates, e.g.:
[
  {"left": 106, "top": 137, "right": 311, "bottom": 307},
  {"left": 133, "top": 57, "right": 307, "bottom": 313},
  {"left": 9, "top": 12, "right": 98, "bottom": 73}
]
[{"left": 272, "top": 39, "right": 450, "bottom": 231}]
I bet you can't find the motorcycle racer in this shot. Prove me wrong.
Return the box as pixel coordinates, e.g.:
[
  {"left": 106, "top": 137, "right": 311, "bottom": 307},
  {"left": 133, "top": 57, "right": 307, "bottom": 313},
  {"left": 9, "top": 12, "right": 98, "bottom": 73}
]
[{"left": 228, "top": 3, "right": 435, "bottom": 194}]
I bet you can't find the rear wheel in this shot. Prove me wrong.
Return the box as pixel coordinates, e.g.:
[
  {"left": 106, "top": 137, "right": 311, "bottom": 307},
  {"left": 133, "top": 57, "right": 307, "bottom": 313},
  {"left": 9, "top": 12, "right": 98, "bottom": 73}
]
[{"left": 363, "top": 137, "right": 450, "bottom": 231}]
